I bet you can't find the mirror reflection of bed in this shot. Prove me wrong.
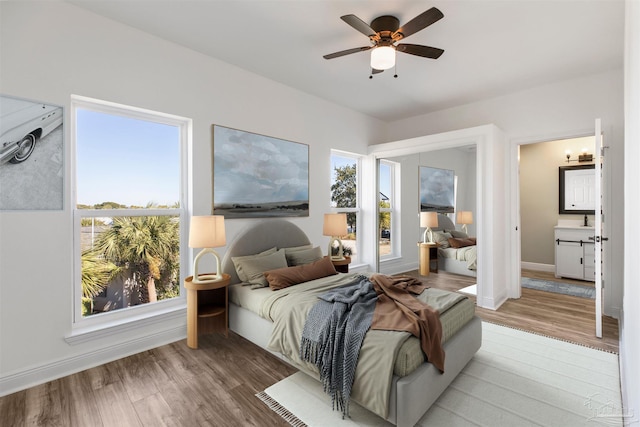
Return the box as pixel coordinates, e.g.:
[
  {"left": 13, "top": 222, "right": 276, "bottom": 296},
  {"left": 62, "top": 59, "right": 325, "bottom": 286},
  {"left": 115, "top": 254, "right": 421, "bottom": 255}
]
[{"left": 221, "top": 219, "right": 481, "bottom": 427}]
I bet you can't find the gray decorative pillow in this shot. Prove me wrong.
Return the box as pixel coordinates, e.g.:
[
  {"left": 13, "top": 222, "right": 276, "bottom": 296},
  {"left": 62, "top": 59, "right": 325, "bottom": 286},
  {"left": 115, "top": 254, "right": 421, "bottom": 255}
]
[
  {"left": 432, "top": 231, "right": 453, "bottom": 248},
  {"left": 234, "top": 249, "right": 287, "bottom": 287},
  {"left": 282, "top": 244, "right": 313, "bottom": 254},
  {"left": 231, "top": 247, "right": 277, "bottom": 283},
  {"left": 448, "top": 229, "right": 469, "bottom": 239},
  {"left": 286, "top": 246, "right": 323, "bottom": 266}
]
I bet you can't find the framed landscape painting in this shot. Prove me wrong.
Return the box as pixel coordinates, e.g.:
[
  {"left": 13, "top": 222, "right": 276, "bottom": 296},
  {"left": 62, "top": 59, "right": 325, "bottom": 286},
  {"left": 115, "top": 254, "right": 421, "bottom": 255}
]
[
  {"left": 419, "top": 166, "right": 455, "bottom": 213},
  {"left": 213, "top": 125, "right": 309, "bottom": 218}
]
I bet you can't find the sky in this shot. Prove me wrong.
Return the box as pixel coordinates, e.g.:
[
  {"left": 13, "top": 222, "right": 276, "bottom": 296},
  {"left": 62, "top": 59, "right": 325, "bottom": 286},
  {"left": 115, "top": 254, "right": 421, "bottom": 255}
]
[
  {"left": 213, "top": 126, "right": 309, "bottom": 204},
  {"left": 76, "top": 109, "right": 180, "bottom": 207}
]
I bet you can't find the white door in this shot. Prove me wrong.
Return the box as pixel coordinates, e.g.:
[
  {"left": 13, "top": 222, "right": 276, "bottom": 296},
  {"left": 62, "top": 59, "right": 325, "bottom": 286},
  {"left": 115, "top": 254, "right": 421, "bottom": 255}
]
[{"left": 594, "top": 119, "right": 604, "bottom": 338}]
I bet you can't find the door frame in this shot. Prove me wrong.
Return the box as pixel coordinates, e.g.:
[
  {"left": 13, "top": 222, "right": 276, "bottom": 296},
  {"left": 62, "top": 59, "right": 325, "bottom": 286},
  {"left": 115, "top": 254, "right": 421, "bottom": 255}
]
[
  {"left": 368, "top": 124, "right": 510, "bottom": 310},
  {"left": 508, "top": 126, "right": 612, "bottom": 314}
]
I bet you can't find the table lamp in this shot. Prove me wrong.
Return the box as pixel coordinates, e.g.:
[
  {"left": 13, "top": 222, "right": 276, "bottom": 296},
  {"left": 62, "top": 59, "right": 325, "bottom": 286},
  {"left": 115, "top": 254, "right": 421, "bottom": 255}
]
[
  {"left": 420, "top": 212, "right": 438, "bottom": 243},
  {"left": 323, "top": 213, "right": 347, "bottom": 261},
  {"left": 188, "top": 215, "right": 226, "bottom": 284},
  {"left": 456, "top": 211, "right": 473, "bottom": 234}
]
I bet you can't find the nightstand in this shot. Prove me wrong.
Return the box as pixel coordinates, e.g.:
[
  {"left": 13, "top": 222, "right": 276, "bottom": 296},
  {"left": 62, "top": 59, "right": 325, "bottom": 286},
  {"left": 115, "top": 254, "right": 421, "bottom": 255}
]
[
  {"left": 184, "top": 273, "right": 231, "bottom": 349},
  {"left": 417, "top": 243, "right": 439, "bottom": 276},
  {"left": 329, "top": 256, "right": 351, "bottom": 273}
]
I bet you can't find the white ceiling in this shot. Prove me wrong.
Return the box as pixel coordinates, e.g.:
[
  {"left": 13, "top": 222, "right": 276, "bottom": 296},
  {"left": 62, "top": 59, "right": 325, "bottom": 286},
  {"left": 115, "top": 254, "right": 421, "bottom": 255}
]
[{"left": 68, "top": 0, "right": 625, "bottom": 122}]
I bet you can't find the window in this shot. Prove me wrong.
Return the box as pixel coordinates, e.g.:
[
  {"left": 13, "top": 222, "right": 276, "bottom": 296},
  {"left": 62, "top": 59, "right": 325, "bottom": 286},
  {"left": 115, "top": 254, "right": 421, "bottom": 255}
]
[
  {"left": 330, "top": 151, "right": 361, "bottom": 263},
  {"left": 72, "top": 96, "right": 189, "bottom": 330},
  {"left": 379, "top": 160, "right": 398, "bottom": 258}
]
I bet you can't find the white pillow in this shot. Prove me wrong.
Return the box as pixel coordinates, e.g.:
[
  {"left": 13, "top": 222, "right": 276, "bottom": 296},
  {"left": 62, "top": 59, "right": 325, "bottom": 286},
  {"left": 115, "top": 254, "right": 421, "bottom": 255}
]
[{"left": 231, "top": 247, "right": 277, "bottom": 282}]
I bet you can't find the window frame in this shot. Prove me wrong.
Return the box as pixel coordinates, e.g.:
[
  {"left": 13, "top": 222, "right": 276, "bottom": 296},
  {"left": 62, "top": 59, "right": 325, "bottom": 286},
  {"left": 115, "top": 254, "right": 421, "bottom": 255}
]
[
  {"left": 69, "top": 95, "right": 190, "bottom": 338},
  {"left": 330, "top": 150, "right": 362, "bottom": 264}
]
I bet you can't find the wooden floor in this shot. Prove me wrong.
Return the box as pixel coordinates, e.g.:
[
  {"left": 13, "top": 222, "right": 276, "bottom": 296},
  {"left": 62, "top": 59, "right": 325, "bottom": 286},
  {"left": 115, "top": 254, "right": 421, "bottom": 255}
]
[
  {"left": 0, "top": 269, "right": 619, "bottom": 426},
  {"left": 403, "top": 268, "right": 618, "bottom": 353}
]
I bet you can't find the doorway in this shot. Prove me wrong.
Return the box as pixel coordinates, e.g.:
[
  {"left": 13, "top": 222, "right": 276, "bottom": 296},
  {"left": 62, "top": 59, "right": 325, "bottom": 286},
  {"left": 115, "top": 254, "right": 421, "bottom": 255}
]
[{"left": 518, "top": 135, "right": 597, "bottom": 296}]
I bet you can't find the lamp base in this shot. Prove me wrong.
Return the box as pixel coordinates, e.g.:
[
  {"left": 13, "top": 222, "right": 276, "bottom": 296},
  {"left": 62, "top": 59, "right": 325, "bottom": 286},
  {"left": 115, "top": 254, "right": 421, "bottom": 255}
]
[{"left": 192, "top": 273, "right": 223, "bottom": 285}]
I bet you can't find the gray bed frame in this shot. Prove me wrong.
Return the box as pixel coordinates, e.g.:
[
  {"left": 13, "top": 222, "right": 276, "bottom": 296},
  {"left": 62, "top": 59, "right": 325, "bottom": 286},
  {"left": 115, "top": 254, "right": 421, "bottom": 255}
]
[{"left": 221, "top": 219, "right": 482, "bottom": 427}]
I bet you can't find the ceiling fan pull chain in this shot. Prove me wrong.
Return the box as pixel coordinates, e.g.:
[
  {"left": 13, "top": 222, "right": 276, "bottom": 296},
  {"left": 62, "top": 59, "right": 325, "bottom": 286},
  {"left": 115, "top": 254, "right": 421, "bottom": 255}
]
[{"left": 394, "top": 62, "right": 398, "bottom": 78}]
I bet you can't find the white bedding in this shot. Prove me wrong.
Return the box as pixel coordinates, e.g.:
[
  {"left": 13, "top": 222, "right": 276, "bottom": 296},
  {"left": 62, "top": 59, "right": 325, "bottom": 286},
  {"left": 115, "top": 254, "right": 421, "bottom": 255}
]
[{"left": 439, "top": 245, "right": 477, "bottom": 270}]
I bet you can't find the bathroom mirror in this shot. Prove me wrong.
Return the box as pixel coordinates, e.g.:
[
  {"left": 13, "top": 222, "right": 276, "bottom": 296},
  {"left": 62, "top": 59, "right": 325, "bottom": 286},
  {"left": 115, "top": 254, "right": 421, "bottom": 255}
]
[{"left": 559, "top": 164, "right": 595, "bottom": 214}]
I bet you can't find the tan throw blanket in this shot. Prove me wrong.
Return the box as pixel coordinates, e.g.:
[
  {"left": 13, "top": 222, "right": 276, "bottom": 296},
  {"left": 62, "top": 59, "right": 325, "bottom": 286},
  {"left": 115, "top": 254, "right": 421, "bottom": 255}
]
[{"left": 370, "top": 274, "right": 445, "bottom": 372}]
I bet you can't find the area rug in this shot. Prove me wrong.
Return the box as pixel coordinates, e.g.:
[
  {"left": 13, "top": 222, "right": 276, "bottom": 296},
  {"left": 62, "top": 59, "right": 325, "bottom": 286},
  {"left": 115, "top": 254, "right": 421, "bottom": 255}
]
[
  {"left": 521, "top": 277, "right": 595, "bottom": 299},
  {"left": 458, "top": 284, "right": 477, "bottom": 296},
  {"left": 257, "top": 322, "right": 622, "bottom": 426}
]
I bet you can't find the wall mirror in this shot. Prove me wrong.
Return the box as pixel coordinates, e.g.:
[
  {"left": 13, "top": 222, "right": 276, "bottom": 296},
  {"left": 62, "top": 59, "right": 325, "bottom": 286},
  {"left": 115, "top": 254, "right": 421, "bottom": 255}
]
[{"left": 559, "top": 164, "right": 595, "bottom": 214}]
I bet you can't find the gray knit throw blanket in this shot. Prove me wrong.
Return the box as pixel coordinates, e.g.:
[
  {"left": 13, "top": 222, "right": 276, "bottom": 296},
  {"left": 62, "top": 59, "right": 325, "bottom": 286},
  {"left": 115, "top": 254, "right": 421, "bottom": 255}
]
[{"left": 299, "top": 275, "right": 377, "bottom": 418}]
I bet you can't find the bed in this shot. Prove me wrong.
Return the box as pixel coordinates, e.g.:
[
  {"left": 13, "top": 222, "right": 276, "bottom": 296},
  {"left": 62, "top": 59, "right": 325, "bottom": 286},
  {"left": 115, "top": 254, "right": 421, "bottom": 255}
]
[
  {"left": 430, "top": 213, "right": 478, "bottom": 277},
  {"left": 221, "top": 219, "right": 482, "bottom": 427}
]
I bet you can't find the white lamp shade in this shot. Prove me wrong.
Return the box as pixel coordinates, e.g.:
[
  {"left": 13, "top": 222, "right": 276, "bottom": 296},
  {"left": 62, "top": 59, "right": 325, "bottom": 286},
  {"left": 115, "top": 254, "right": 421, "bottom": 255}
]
[
  {"left": 323, "top": 213, "right": 347, "bottom": 236},
  {"left": 420, "top": 212, "right": 438, "bottom": 228},
  {"left": 371, "top": 46, "right": 396, "bottom": 70},
  {"left": 189, "top": 215, "right": 226, "bottom": 248},
  {"left": 456, "top": 211, "right": 473, "bottom": 225}
]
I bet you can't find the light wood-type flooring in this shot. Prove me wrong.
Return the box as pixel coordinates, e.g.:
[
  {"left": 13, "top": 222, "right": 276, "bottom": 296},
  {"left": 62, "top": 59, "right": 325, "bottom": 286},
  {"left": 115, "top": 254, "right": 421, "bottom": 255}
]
[
  {"left": 0, "top": 269, "right": 619, "bottom": 426},
  {"left": 402, "top": 268, "right": 618, "bottom": 353}
]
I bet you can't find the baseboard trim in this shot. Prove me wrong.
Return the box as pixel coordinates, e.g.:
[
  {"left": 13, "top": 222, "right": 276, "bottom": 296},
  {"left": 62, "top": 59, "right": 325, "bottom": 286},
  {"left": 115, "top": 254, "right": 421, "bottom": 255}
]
[
  {"left": 521, "top": 262, "right": 555, "bottom": 273},
  {"left": 0, "top": 326, "right": 186, "bottom": 397}
]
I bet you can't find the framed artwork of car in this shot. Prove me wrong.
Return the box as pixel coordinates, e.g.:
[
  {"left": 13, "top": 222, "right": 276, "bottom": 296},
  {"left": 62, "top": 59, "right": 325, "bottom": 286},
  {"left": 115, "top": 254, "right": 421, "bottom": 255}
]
[{"left": 0, "top": 94, "right": 64, "bottom": 210}]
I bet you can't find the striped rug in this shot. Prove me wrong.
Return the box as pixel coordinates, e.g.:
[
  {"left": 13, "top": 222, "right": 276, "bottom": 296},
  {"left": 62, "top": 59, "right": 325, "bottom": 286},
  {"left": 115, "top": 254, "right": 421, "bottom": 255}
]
[{"left": 257, "top": 322, "right": 623, "bottom": 426}]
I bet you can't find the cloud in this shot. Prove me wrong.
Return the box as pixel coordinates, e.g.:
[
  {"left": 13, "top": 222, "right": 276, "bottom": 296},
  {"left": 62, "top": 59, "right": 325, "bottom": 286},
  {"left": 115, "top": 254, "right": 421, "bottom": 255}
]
[{"left": 214, "top": 126, "right": 308, "bottom": 203}]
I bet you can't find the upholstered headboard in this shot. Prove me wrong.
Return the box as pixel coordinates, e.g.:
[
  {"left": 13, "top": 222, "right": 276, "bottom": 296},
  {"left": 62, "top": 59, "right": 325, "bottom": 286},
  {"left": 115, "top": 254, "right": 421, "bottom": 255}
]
[
  {"left": 432, "top": 213, "right": 456, "bottom": 232},
  {"left": 220, "top": 219, "right": 311, "bottom": 284}
]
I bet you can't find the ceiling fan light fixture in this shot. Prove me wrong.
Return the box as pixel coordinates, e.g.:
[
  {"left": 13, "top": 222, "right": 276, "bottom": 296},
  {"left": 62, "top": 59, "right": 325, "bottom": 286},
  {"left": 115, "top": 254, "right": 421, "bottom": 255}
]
[{"left": 370, "top": 46, "right": 395, "bottom": 70}]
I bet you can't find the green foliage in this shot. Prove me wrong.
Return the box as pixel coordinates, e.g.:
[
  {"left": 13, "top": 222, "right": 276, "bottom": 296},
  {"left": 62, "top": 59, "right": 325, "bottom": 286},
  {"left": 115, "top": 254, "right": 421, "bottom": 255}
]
[
  {"left": 81, "top": 249, "right": 120, "bottom": 298},
  {"left": 92, "top": 212, "right": 180, "bottom": 303},
  {"left": 379, "top": 200, "right": 391, "bottom": 233},
  {"left": 331, "top": 164, "right": 357, "bottom": 231}
]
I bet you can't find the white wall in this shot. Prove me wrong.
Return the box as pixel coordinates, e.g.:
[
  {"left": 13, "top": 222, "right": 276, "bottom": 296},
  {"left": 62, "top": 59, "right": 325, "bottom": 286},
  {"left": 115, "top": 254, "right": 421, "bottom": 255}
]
[
  {"left": 622, "top": 0, "right": 640, "bottom": 422},
  {"left": 0, "top": 1, "right": 384, "bottom": 393},
  {"left": 385, "top": 69, "right": 624, "bottom": 317}
]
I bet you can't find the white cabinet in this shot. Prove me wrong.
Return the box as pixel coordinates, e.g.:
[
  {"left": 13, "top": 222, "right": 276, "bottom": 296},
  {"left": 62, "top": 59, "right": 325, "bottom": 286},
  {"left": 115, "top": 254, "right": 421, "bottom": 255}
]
[{"left": 554, "top": 226, "right": 595, "bottom": 282}]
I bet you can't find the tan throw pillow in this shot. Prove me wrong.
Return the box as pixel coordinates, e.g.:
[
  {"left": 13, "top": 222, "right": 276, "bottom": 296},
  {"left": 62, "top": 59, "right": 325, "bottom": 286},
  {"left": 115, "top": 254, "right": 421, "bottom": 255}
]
[
  {"left": 233, "top": 248, "right": 287, "bottom": 287},
  {"left": 448, "top": 237, "right": 476, "bottom": 248},
  {"left": 231, "top": 247, "right": 277, "bottom": 282},
  {"left": 265, "top": 256, "right": 337, "bottom": 291},
  {"left": 285, "top": 246, "right": 323, "bottom": 266}
]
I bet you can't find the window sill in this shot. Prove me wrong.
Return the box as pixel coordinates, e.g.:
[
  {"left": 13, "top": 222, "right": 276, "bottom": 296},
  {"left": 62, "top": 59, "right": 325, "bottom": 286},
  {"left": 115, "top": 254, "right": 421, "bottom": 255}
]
[{"left": 65, "top": 303, "right": 186, "bottom": 345}]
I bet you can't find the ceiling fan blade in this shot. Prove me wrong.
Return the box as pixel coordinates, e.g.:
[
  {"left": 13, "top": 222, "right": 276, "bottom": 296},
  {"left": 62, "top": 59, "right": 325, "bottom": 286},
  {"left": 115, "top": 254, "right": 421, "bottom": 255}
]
[
  {"left": 396, "top": 43, "right": 444, "bottom": 59},
  {"left": 323, "top": 46, "right": 372, "bottom": 60},
  {"left": 394, "top": 7, "right": 444, "bottom": 40},
  {"left": 371, "top": 68, "right": 384, "bottom": 74},
  {"left": 341, "top": 14, "right": 377, "bottom": 37}
]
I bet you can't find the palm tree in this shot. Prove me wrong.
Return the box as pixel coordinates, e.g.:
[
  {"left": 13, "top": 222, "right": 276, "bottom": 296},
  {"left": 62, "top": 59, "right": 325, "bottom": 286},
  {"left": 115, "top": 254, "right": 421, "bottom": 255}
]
[
  {"left": 80, "top": 249, "right": 120, "bottom": 315},
  {"left": 93, "top": 213, "right": 180, "bottom": 304}
]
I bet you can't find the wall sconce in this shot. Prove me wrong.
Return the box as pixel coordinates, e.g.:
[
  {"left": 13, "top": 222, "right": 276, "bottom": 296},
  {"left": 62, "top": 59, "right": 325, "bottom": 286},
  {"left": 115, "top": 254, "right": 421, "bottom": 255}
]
[
  {"left": 420, "top": 212, "right": 438, "bottom": 243},
  {"left": 323, "top": 213, "right": 348, "bottom": 260},
  {"left": 565, "top": 148, "right": 593, "bottom": 163},
  {"left": 188, "top": 215, "right": 226, "bottom": 284},
  {"left": 456, "top": 211, "right": 473, "bottom": 234}
]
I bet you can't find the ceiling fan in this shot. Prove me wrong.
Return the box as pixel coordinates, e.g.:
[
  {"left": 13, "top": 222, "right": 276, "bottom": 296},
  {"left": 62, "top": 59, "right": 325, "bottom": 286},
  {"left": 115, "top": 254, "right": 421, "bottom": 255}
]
[{"left": 323, "top": 7, "right": 445, "bottom": 76}]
